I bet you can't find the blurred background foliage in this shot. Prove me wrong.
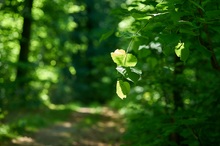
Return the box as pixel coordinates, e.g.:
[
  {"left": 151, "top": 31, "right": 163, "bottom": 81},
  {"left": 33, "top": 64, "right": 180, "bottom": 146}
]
[
  {"left": 0, "top": 0, "right": 122, "bottom": 142},
  {"left": 0, "top": 0, "right": 122, "bottom": 108},
  {"left": 0, "top": 0, "right": 220, "bottom": 145}
]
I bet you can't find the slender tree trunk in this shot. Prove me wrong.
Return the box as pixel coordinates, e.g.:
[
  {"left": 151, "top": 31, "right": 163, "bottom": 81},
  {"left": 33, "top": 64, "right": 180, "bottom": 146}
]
[
  {"left": 170, "top": 55, "right": 186, "bottom": 145},
  {"left": 173, "top": 56, "right": 184, "bottom": 111},
  {"left": 13, "top": 0, "right": 34, "bottom": 107},
  {"left": 85, "top": 0, "right": 95, "bottom": 69},
  {"left": 16, "top": 0, "right": 34, "bottom": 86}
]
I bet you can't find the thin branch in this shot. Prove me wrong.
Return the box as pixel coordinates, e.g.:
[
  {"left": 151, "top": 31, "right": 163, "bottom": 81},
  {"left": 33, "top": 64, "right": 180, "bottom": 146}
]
[
  {"left": 198, "top": 0, "right": 220, "bottom": 71},
  {"left": 126, "top": 22, "right": 149, "bottom": 53}
]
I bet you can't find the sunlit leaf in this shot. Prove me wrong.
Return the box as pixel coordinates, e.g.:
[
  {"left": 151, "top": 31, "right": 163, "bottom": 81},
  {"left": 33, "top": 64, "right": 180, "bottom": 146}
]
[
  {"left": 111, "top": 49, "right": 137, "bottom": 67},
  {"left": 175, "top": 43, "right": 189, "bottom": 62},
  {"left": 175, "top": 43, "right": 184, "bottom": 57},
  {"left": 116, "top": 80, "right": 130, "bottom": 99}
]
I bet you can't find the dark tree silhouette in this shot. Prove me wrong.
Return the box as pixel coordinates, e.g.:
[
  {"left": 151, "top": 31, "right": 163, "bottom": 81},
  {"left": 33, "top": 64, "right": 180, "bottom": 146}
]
[{"left": 16, "top": 0, "right": 34, "bottom": 86}]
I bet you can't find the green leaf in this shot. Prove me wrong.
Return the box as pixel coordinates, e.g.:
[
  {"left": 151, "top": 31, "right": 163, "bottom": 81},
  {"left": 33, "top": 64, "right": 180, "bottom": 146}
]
[
  {"left": 117, "top": 32, "right": 134, "bottom": 38},
  {"left": 111, "top": 49, "right": 137, "bottom": 67},
  {"left": 175, "top": 43, "right": 189, "bottom": 62},
  {"left": 99, "top": 29, "right": 115, "bottom": 43},
  {"left": 179, "top": 28, "right": 198, "bottom": 36},
  {"left": 189, "top": 0, "right": 204, "bottom": 11},
  {"left": 116, "top": 80, "right": 130, "bottom": 99},
  {"left": 147, "top": 57, "right": 158, "bottom": 68},
  {"left": 178, "top": 20, "right": 194, "bottom": 27},
  {"left": 159, "top": 34, "right": 180, "bottom": 55},
  {"left": 194, "top": 41, "right": 212, "bottom": 57},
  {"left": 116, "top": 66, "right": 142, "bottom": 83},
  {"left": 205, "top": 10, "right": 220, "bottom": 19},
  {"left": 180, "top": 47, "right": 189, "bottom": 62},
  {"left": 131, "top": 12, "right": 151, "bottom": 20},
  {"left": 138, "top": 48, "right": 151, "bottom": 58}
]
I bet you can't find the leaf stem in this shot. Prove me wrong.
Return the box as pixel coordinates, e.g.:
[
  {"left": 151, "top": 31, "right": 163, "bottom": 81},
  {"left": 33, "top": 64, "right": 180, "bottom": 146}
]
[
  {"left": 126, "top": 22, "right": 149, "bottom": 53},
  {"left": 198, "top": 0, "right": 220, "bottom": 71},
  {"left": 124, "top": 22, "right": 149, "bottom": 65}
]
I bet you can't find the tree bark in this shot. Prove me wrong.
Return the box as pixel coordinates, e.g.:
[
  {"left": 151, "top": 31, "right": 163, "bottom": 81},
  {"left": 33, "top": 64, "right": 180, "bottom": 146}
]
[
  {"left": 170, "top": 55, "right": 186, "bottom": 145},
  {"left": 16, "top": 0, "right": 34, "bottom": 86},
  {"left": 173, "top": 55, "right": 184, "bottom": 111}
]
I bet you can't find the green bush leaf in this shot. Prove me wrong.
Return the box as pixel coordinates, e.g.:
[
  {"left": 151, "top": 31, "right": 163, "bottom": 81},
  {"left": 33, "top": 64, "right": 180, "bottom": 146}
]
[
  {"left": 116, "top": 80, "right": 130, "bottom": 99},
  {"left": 99, "top": 29, "right": 115, "bottom": 43},
  {"left": 159, "top": 34, "right": 180, "bottom": 55},
  {"left": 111, "top": 49, "right": 137, "bottom": 67},
  {"left": 147, "top": 57, "right": 158, "bottom": 68},
  {"left": 175, "top": 43, "right": 189, "bottom": 62},
  {"left": 206, "top": 10, "right": 220, "bottom": 18},
  {"left": 194, "top": 41, "right": 212, "bottom": 57},
  {"left": 116, "top": 66, "right": 142, "bottom": 83},
  {"left": 180, "top": 47, "right": 189, "bottom": 62},
  {"left": 179, "top": 28, "right": 198, "bottom": 36},
  {"left": 189, "top": 0, "right": 204, "bottom": 12}
]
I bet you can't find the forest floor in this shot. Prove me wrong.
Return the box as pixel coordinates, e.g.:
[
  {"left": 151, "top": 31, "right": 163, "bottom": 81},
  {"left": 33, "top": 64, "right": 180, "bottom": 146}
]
[{"left": 4, "top": 106, "right": 125, "bottom": 146}]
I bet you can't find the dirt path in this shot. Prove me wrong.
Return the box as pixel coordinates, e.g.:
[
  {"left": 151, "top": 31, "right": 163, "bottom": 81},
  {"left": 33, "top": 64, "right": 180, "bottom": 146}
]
[{"left": 10, "top": 107, "right": 125, "bottom": 146}]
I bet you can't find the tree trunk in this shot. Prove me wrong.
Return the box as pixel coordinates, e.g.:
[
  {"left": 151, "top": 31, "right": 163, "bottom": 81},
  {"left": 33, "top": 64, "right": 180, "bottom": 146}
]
[
  {"left": 16, "top": 0, "right": 34, "bottom": 86},
  {"left": 173, "top": 56, "right": 184, "bottom": 111},
  {"left": 170, "top": 55, "right": 186, "bottom": 145}
]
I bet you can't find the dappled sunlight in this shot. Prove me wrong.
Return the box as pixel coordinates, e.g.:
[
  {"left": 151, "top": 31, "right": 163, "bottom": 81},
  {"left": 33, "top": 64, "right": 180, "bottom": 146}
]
[
  {"left": 75, "top": 107, "right": 96, "bottom": 114},
  {"left": 12, "top": 136, "right": 35, "bottom": 145},
  {"left": 9, "top": 107, "right": 125, "bottom": 146}
]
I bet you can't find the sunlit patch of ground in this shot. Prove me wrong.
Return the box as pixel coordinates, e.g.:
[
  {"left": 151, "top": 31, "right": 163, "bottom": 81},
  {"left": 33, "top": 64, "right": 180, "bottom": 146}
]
[{"left": 7, "top": 106, "right": 125, "bottom": 146}]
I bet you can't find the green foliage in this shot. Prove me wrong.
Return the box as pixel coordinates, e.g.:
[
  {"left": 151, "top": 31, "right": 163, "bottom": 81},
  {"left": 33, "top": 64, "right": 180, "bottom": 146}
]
[
  {"left": 112, "top": 0, "right": 220, "bottom": 145},
  {"left": 175, "top": 42, "right": 190, "bottom": 62},
  {"left": 0, "top": 0, "right": 122, "bottom": 109},
  {"left": 116, "top": 80, "right": 130, "bottom": 99},
  {"left": 111, "top": 49, "right": 137, "bottom": 67},
  {"left": 111, "top": 49, "right": 140, "bottom": 99},
  {"left": 116, "top": 67, "right": 141, "bottom": 83},
  {"left": 0, "top": 0, "right": 122, "bottom": 142}
]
